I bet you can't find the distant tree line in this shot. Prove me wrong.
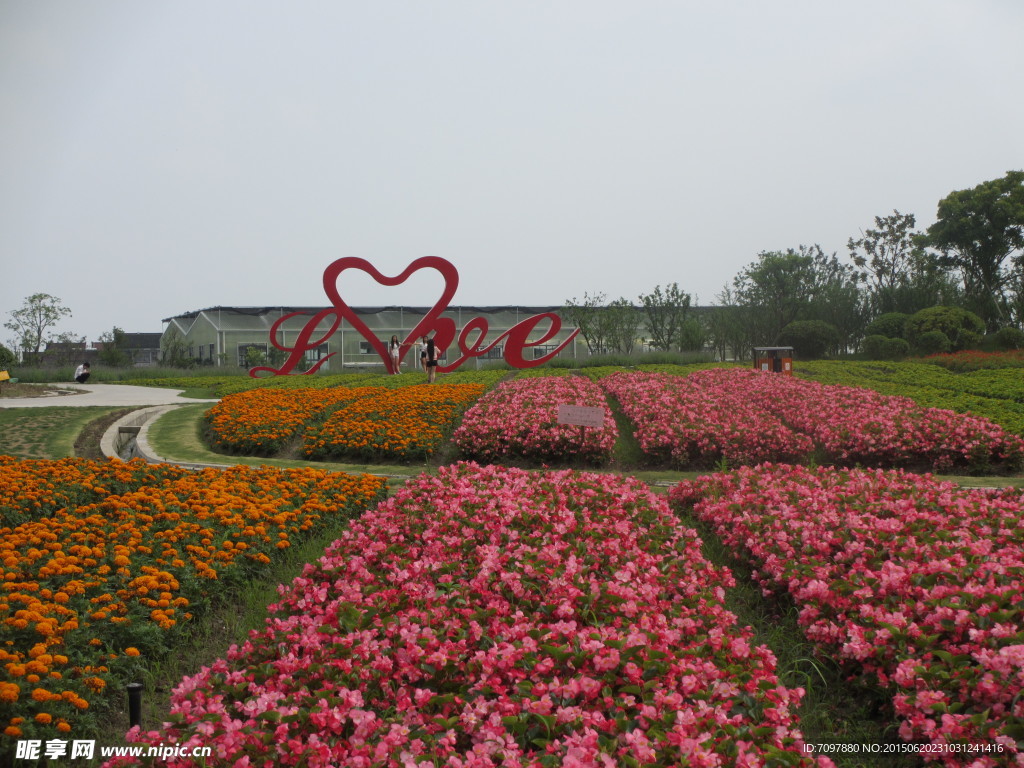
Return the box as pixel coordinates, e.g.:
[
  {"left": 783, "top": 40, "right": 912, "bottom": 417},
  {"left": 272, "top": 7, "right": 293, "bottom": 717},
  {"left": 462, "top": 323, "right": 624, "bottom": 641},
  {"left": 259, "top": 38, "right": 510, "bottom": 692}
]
[{"left": 564, "top": 170, "right": 1024, "bottom": 360}]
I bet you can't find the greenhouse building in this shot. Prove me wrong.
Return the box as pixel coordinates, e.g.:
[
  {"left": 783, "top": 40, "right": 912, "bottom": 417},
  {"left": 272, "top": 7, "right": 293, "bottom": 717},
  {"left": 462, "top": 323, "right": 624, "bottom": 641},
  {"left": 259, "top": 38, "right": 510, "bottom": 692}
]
[{"left": 161, "top": 305, "right": 586, "bottom": 371}]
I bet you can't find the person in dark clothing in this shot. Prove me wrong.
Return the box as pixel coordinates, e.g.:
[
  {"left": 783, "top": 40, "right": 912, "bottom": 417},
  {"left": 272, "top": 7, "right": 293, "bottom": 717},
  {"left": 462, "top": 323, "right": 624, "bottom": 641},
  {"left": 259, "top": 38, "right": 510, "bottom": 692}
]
[{"left": 426, "top": 337, "right": 438, "bottom": 383}]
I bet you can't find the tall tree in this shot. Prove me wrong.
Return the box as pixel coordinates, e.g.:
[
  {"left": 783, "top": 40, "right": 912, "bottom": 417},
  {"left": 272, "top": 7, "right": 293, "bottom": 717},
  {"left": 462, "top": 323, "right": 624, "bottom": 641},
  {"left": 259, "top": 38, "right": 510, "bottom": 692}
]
[
  {"left": 563, "top": 292, "right": 614, "bottom": 354},
  {"left": 729, "top": 245, "right": 866, "bottom": 353},
  {"left": 98, "top": 326, "right": 133, "bottom": 367},
  {"left": 803, "top": 248, "right": 868, "bottom": 354},
  {"left": 706, "top": 285, "right": 752, "bottom": 361},
  {"left": 847, "top": 210, "right": 954, "bottom": 315},
  {"left": 4, "top": 293, "right": 73, "bottom": 363},
  {"left": 731, "top": 247, "right": 819, "bottom": 345},
  {"left": 606, "top": 297, "right": 642, "bottom": 354},
  {"left": 926, "top": 170, "right": 1024, "bottom": 331},
  {"left": 638, "top": 282, "right": 692, "bottom": 351}
]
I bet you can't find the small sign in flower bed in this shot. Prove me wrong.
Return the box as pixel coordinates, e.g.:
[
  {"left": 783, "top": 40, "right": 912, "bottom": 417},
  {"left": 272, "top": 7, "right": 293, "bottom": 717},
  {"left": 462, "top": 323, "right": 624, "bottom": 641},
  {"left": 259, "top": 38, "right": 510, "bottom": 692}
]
[
  {"left": 453, "top": 377, "right": 618, "bottom": 464},
  {"left": 115, "top": 463, "right": 829, "bottom": 767},
  {"left": 303, "top": 383, "right": 486, "bottom": 461},
  {"left": 0, "top": 456, "right": 386, "bottom": 744},
  {"left": 671, "top": 465, "right": 1024, "bottom": 765},
  {"left": 602, "top": 368, "right": 1024, "bottom": 473}
]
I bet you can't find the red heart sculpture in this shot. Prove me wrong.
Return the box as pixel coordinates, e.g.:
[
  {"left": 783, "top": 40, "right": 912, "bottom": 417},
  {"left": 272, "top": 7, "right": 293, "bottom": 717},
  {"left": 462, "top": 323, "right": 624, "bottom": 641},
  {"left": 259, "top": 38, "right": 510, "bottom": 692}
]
[{"left": 321, "top": 256, "right": 460, "bottom": 374}]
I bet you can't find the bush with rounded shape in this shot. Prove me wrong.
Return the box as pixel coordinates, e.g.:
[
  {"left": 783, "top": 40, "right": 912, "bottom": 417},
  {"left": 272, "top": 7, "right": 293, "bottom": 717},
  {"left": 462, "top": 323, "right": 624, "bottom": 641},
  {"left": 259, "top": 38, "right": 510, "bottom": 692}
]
[
  {"left": 915, "top": 330, "right": 951, "bottom": 355},
  {"left": 864, "top": 335, "right": 909, "bottom": 360},
  {"left": 987, "top": 326, "right": 1024, "bottom": 351},
  {"left": 864, "top": 312, "right": 910, "bottom": 340},
  {"left": 904, "top": 306, "right": 984, "bottom": 352},
  {"left": 880, "top": 337, "right": 910, "bottom": 360},
  {"left": 0, "top": 343, "right": 15, "bottom": 368},
  {"left": 861, "top": 335, "right": 890, "bottom": 359},
  {"left": 778, "top": 319, "right": 840, "bottom": 359}
]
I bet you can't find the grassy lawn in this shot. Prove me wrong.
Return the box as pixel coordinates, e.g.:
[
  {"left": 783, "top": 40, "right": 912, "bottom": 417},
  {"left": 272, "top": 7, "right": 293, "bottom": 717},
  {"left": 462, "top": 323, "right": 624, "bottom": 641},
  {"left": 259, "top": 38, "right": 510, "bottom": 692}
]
[
  {"left": 0, "top": 406, "right": 125, "bottom": 459},
  {"left": 147, "top": 403, "right": 423, "bottom": 484}
]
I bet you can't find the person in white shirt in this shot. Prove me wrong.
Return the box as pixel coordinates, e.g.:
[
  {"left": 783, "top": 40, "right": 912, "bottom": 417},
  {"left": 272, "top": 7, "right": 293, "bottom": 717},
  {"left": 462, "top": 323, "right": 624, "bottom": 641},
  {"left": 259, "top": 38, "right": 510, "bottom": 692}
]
[{"left": 74, "top": 362, "right": 91, "bottom": 383}]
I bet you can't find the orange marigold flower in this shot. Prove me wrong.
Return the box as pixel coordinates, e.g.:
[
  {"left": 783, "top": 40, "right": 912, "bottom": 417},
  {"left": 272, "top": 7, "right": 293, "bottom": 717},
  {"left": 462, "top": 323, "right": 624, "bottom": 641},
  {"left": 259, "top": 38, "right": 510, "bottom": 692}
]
[{"left": 0, "top": 682, "right": 19, "bottom": 702}]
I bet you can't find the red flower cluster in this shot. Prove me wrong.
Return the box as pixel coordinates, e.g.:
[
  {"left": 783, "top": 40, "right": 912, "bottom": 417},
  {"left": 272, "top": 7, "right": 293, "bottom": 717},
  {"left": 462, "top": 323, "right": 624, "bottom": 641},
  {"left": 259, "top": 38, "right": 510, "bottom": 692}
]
[
  {"left": 453, "top": 377, "right": 618, "bottom": 464},
  {"left": 672, "top": 465, "right": 1024, "bottom": 765},
  {"left": 114, "top": 464, "right": 829, "bottom": 767},
  {"left": 602, "top": 369, "right": 1024, "bottom": 472}
]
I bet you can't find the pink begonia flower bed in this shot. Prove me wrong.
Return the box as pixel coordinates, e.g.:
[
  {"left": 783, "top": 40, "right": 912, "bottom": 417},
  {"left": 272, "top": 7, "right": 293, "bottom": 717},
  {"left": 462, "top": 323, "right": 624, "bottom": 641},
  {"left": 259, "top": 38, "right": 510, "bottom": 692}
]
[
  {"left": 671, "top": 464, "right": 1024, "bottom": 766},
  {"left": 453, "top": 377, "right": 618, "bottom": 464},
  {"left": 110, "top": 463, "right": 830, "bottom": 768},
  {"left": 602, "top": 369, "right": 1024, "bottom": 473}
]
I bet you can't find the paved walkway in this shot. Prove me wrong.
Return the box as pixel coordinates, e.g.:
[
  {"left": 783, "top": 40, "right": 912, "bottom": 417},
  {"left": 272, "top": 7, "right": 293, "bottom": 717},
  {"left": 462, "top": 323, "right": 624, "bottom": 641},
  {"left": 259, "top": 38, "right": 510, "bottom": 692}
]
[{"left": 0, "top": 383, "right": 218, "bottom": 408}]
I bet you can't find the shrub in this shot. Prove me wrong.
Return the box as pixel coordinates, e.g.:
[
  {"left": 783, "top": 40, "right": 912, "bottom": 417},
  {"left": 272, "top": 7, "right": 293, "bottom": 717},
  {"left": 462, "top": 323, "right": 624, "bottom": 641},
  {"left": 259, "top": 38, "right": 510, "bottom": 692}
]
[
  {"left": 861, "top": 334, "right": 889, "bottom": 359},
  {"left": 904, "top": 306, "right": 984, "bottom": 352},
  {"left": 988, "top": 326, "right": 1024, "bottom": 351},
  {"left": 864, "top": 312, "right": 910, "bottom": 339},
  {"left": 880, "top": 336, "right": 910, "bottom": 360},
  {"left": 862, "top": 335, "right": 908, "bottom": 360},
  {"left": 778, "top": 319, "right": 840, "bottom": 359},
  {"left": 914, "top": 329, "right": 951, "bottom": 356}
]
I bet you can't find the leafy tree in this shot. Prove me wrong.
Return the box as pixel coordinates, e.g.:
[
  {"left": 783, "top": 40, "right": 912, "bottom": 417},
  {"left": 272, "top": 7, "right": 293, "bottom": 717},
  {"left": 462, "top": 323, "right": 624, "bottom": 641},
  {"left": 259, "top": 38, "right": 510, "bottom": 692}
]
[
  {"left": 848, "top": 211, "right": 956, "bottom": 314},
  {"left": 244, "top": 345, "right": 268, "bottom": 369},
  {"left": 44, "top": 332, "right": 87, "bottom": 366},
  {"left": 98, "top": 326, "right": 133, "bottom": 367},
  {"left": 801, "top": 249, "right": 868, "bottom": 355},
  {"left": 730, "top": 248, "right": 818, "bottom": 345},
  {"left": 638, "top": 283, "right": 692, "bottom": 351},
  {"left": 160, "top": 328, "right": 193, "bottom": 368},
  {"left": 563, "top": 292, "right": 613, "bottom": 354},
  {"left": 926, "top": 170, "right": 1024, "bottom": 331},
  {"left": 0, "top": 343, "right": 16, "bottom": 368},
  {"left": 4, "top": 293, "right": 73, "bottom": 363},
  {"left": 730, "top": 245, "right": 864, "bottom": 352},
  {"left": 605, "top": 298, "right": 642, "bottom": 354},
  {"left": 677, "top": 316, "right": 707, "bottom": 352},
  {"left": 706, "top": 286, "right": 751, "bottom": 361}
]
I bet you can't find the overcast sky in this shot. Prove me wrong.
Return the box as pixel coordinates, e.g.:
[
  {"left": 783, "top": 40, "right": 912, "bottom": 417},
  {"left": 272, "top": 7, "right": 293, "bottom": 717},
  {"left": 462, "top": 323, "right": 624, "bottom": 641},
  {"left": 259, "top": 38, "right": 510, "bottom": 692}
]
[{"left": 2, "top": 1, "right": 1022, "bottom": 344}]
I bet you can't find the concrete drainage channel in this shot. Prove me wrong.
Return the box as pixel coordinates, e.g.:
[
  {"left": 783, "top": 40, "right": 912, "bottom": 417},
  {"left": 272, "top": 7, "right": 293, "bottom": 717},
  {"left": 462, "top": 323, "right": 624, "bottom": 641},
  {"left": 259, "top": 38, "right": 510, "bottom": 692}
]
[{"left": 100, "top": 406, "right": 232, "bottom": 470}]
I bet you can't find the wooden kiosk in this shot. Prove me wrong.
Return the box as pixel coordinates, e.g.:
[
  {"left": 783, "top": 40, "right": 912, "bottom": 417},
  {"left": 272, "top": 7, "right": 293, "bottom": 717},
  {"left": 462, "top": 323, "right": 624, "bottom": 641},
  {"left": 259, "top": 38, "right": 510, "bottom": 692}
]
[{"left": 753, "top": 346, "right": 794, "bottom": 375}]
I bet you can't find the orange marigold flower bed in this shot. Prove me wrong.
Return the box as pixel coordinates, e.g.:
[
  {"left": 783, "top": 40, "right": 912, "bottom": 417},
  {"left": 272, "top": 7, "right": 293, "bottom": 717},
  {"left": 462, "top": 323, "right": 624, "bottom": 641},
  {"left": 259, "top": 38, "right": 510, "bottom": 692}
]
[
  {"left": 0, "top": 456, "right": 386, "bottom": 744},
  {"left": 204, "top": 387, "right": 367, "bottom": 455},
  {"left": 303, "top": 383, "right": 485, "bottom": 461}
]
